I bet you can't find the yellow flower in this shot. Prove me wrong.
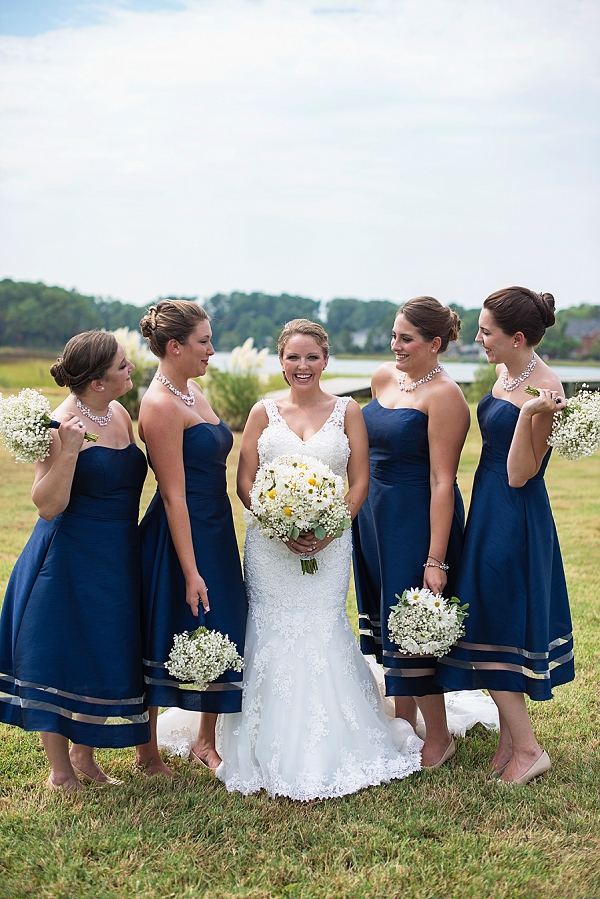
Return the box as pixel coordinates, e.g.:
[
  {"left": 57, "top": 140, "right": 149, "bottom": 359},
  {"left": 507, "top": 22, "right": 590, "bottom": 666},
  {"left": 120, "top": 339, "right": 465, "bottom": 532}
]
[
  {"left": 268, "top": 490, "right": 276, "bottom": 498},
  {"left": 308, "top": 478, "right": 317, "bottom": 485},
  {"left": 284, "top": 507, "right": 293, "bottom": 516}
]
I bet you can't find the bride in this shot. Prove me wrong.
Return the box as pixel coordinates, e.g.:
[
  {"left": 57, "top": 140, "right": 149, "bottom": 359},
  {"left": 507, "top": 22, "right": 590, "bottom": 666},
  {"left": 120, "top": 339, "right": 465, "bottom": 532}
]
[{"left": 217, "top": 318, "right": 423, "bottom": 799}]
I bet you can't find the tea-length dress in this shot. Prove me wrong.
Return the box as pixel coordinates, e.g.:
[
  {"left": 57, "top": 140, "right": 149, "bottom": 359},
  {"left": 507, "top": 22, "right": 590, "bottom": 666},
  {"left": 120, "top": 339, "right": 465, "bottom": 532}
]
[
  {"left": 140, "top": 421, "right": 247, "bottom": 713},
  {"left": 0, "top": 444, "right": 150, "bottom": 747},
  {"left": 435, "top": 393, "right": 574, "bottom": 698}
]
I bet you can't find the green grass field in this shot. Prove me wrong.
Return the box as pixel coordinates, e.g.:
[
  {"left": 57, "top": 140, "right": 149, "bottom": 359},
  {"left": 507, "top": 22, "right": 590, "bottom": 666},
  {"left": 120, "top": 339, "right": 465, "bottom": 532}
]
[{"left": 0, "top": 372, "right": 599, "bottom": 898}]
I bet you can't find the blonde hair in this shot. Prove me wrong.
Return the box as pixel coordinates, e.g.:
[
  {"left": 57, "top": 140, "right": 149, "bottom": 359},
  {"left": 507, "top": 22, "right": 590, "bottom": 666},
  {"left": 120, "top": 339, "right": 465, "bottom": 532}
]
[
  {"left": 140, "top": 300, "right": 209, "bottom": 358},
  {"left": 277, "top": 319, "right": 330, "bottom": 358}
]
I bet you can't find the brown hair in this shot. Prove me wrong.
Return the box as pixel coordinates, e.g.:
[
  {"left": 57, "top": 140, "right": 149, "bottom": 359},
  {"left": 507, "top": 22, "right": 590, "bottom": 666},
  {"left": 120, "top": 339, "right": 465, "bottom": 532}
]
[
  {"left": 50, "top": 331, "right": 118, "bottom": 395},
  {"left": 483, "top": 287, "right": 556, "bottom": 346},
  {"left": 139, "top": 300, "right": 209, "bottom": 358},
  {"left": 398, "top": 296, "right": 461, "bottom": 353},
  {"left": 277, "top": 319, "right": 330, "bottom": 358}
]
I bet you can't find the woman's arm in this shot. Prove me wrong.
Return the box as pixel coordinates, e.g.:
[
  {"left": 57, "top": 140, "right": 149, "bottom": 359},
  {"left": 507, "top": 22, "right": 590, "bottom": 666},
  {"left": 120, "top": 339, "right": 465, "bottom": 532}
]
[
  {"left": 236, "top": 402, "right": 268, "bottom": 510},
  {"left": 343, "top": 399, "right": 370, "bottom": 519},
  {"left": 507, "top": 386, "right": 566, "bottom": 487},
  {"left": 142, "top": 399, "right": 208, "bottom": 616},
  {"left": 31, "top": 413, "right": 86, "bottom": 519},
  {"left": 425, "top": 384, "right": 470, "bottom": 595}
]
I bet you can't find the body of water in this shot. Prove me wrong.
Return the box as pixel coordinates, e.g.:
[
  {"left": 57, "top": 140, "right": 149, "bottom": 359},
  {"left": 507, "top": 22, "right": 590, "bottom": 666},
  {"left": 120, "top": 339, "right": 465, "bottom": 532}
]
[{"left": 210, "top": 353, "right": 600, "bottom": 384}]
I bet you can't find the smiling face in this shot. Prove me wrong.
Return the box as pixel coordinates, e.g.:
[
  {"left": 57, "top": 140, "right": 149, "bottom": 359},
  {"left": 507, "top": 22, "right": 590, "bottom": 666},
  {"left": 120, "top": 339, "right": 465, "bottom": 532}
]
[
  {"left": 391, "top": 313, "right": 438, "bottom": 373},
  {"left": 280, "top": 334, "right": 328, "bottom": 389},
  {"left": 99, "top": 343, "right": 135, "bottom": 399},
  {"left": 179, "top": 319, "right": 215, "bottom": 377},
  {"left": 476, "top": 307, "right": 516, "bottom": 365}
]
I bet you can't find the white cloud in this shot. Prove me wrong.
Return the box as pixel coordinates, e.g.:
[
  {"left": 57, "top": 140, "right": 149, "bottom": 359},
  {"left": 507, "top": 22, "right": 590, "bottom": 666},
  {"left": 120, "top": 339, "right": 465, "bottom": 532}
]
[{"left": 0, "top": 0, "right": 598, "bottom": 307}]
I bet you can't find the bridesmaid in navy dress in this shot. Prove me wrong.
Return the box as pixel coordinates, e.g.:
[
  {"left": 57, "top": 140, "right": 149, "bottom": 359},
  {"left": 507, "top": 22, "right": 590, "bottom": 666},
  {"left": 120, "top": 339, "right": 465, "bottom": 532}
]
[
  {"left": 0, "top": 331, "right": 149, "bottom": 791},
  {"left": 353, "top": 297, "right": 470, "bottom": 767},
  {"left": 436, "top": 287, "right": 573, "bottom": 784},
  {"left": 135, "top": 300, "right": 247, "bottom": 776}
]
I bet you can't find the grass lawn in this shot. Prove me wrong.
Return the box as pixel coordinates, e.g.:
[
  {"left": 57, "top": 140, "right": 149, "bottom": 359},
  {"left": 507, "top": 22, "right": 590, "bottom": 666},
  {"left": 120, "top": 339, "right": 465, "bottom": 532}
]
[{"left": 0, "top": 378, "right": 598, "bottom": 898}]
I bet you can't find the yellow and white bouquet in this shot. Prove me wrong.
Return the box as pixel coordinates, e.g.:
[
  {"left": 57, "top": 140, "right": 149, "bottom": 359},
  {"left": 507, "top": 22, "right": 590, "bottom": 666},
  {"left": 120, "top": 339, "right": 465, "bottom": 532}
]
[
  {"left": 525, "top": 384, "right": 600, "bottom": 460},
  {"left": 388, "top": 588, "right": 468, "bottom": 657},
  {"left": 166, "top": 626, "right": 243, "bottom": 691},
  {"left": 0, "top": 388, "right": 97, "bottom": 463},
  {"left": 248, "top": 453, "right": 351, "bottom": 573}
]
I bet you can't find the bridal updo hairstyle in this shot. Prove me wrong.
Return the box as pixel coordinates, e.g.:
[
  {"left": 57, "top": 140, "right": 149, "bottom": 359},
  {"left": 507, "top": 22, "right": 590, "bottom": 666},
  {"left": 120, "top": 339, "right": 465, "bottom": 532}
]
[
  {"left": 50, "top": 331, "right": 118, "bottom": 395},
  {"left": 277, "top": 319, "right": 330, "bottom": 359},
  {"left": 140, "top": 300, "right": 209, "bottom": 359},
  {"left": 483, "top": 287, "right": 556, "bottom": 347},
  {"left": 399, "top": 296, "right": 461, "bottom": 354}
]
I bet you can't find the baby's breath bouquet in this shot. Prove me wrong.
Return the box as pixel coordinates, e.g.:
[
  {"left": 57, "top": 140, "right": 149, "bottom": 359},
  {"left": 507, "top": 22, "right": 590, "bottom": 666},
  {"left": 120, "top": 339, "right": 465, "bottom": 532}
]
[
  {"left": 0, "top": 388, "right": 97, "bottom": 463},
  {"left": 248, "top": 453, "right": 351, "bottom": 573},
  {"left": 166, "top": 626, "right": 243, "bottom": 691},
  {"left": 525, "top": 384, "right": 600, "bottom": 460},
  {"left": 388, "top": 588, "right": 469, "bottom": 656}
]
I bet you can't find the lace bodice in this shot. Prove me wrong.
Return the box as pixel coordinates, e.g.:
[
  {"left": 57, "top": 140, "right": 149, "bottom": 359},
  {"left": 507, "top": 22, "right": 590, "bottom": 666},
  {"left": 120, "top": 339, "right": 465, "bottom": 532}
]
[{"left": 258, "top": 396, "right": 351, "bottom": 479}]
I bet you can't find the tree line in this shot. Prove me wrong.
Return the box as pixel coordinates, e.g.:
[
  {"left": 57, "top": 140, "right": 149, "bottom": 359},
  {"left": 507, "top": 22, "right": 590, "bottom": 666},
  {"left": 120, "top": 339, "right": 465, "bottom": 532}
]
[{"left": 1, "top": 279, "right": 598, "bottom": 359}]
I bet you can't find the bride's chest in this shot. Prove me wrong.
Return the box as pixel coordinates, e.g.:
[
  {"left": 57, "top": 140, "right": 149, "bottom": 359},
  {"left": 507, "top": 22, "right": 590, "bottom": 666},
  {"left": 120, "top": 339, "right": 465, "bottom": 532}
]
[{"left": 258, "top": 423, "right": 350, "bottom": 477}]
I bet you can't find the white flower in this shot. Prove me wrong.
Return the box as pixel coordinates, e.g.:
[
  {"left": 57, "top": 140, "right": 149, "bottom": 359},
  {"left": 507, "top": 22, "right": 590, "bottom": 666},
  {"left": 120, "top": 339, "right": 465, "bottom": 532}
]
[
  {"left": 548, "top": 387, "right": 600, "bottom": 461},
  {"left": 0, "top": 389, "right": 55, "bottom": 464},
  {"left": 110, "top": 327, "right": 153, "bottom": 367},
  {"left": 388, "top": 588, "right": 468, "bottom": 657},
  {"left": 227, "top": 338, "right": 269, "bottom": 377},
  {"left": 165, "top": 626, "right": 243, "bottom": 690}
]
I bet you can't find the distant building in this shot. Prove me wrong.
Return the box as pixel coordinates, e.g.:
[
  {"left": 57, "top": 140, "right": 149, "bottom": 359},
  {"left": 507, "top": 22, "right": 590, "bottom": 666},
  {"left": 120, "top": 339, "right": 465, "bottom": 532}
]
[{"left": 564, "top": 319, "right": 600, "bottom": 357}]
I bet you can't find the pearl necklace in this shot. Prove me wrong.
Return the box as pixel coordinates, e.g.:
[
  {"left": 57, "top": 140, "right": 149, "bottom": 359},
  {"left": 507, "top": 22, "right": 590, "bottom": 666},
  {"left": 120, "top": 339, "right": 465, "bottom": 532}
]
[
  {"left": 155, "top": 372, "right": 196, "bottom": 406},
  {"left": 397, "top": 364, "right": 443, "bottom": 392},
  {"left": 500, "top": 356, "right": 537, "bottom": 392},
  {"left": 76, "top": 397, "right": 113, "bottom": 426}
]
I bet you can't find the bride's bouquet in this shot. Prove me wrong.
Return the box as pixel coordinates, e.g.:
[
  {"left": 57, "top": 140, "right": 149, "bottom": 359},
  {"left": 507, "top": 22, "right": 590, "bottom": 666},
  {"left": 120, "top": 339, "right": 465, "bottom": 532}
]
[
  {"left": 0, "top": 388, "right": 97, "bottom": 463},
  {"left": 388, "top": 588, "right": 469, "bottom": 657},
  {"left": 525, "top": 384, "right": 600, "bottom": 460},
  {"left": 248, "top": 453, "right": 352, "bottom": 573},
  {"left": 166, "top": 626, "right": 243, "bottom": 691}
]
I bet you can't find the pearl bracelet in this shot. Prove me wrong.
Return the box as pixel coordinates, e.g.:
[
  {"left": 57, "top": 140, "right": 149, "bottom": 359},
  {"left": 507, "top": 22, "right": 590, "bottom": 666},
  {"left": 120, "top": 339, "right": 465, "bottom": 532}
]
[{"left": 423, "top": 561, "right": 449, "bottom": 572}]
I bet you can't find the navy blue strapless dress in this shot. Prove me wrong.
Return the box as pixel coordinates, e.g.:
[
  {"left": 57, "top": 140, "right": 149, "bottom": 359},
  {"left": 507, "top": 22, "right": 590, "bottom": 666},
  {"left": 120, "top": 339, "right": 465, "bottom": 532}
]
[
  {"left": 353, "top": 400, "right": 465, "bottom": 696},
  {"left": 0, "top": 444, "right": 150, "bottom": 747},
  {"left": 140, "top": 422, "right": 247, "bottom": 713},
  {"left": 435, "top": 394, "right": 574, "bottom": 700}
]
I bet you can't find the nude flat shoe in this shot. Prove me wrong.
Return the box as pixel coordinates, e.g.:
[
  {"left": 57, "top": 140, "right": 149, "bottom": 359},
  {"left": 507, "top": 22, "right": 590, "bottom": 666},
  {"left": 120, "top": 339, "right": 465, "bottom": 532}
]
[
  {"left": 501, "top": 751, "right": 551, "bottom": 785},
  {"left": 71, "top": 764, "right": 123, "bottom": 786},
  {"left": 424, "top": 738, "right": 455, "bottom": 769}
]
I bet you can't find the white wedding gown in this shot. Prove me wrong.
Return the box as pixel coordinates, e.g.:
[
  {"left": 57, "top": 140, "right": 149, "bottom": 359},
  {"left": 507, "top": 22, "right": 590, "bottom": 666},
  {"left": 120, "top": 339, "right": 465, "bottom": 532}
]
[{"left": 156, "top": 396, "right": 499, "bottom": 800}]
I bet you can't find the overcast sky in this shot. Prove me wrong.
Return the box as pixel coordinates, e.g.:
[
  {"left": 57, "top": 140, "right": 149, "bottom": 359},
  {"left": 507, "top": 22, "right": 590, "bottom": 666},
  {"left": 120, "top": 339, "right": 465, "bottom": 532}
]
[{"left": 0, "top": 0, "right": 598, "bottom": 310}]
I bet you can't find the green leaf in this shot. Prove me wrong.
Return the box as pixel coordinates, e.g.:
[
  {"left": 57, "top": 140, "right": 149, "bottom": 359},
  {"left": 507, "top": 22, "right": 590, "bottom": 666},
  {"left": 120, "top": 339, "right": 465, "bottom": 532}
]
[{"left": 314, "top": 525, "right": 326, "bottom": 540}]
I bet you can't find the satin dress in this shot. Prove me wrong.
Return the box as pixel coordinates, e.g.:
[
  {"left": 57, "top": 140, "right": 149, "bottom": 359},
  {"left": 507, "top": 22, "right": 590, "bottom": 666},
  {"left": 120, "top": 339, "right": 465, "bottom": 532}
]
[
  {"left": 0, "top": 444, "right": 150, "bottom": 747},
  {"left": 353, "top": 400, "right": 464, "bottom": 696},
  {"left": 436, "top": 393, "right": 574, "bottom": 699},
  {"left": 140, "top": 421, "right": 247, "bottom": 713}
]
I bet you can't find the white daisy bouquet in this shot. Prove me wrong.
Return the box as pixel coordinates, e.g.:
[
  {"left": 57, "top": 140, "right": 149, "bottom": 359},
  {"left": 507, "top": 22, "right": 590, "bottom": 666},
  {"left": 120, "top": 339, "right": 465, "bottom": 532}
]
[
  {"left": 388, "top": 588, "right": 469, "bottom": 657},
  {"left": 166, "top": 626, "right": 243, "bottom": 691},
  {"left": 0, "top": 388, "right": 98, "bottom": 463},
  {"left": 248, "top": 453, "right": 351, "bottom": 573},
  {"left": 525, "top": 384, "right": 600, "bottom": 460}
]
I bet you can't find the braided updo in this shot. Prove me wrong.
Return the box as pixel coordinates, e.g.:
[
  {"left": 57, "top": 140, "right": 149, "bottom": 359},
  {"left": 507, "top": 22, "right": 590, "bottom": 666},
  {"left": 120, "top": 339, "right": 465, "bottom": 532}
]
[
  {"left": 483, "top": 287, "right": 556, "bottom": 346},
  {"left": 50, "top": 331, "right": 118, "bottom": 395}
]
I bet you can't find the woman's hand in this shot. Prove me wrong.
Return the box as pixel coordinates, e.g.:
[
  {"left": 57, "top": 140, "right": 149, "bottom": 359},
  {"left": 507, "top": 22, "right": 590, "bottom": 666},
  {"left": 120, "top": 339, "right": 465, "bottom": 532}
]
[
  {"left": 422, "top": 565, "right": 448, "bottom": 596},
  {"left": 185, "top": 573, "right": 209, "bottom": 616},
  {"left": 56, "top": 413, "right": 87, "bottom": 454},
  {"left": 284, "top": 531, "right": 335, "bottom": 556},
  {"left": 521, "top": 388, "right": 566, "bottom": 417}
]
